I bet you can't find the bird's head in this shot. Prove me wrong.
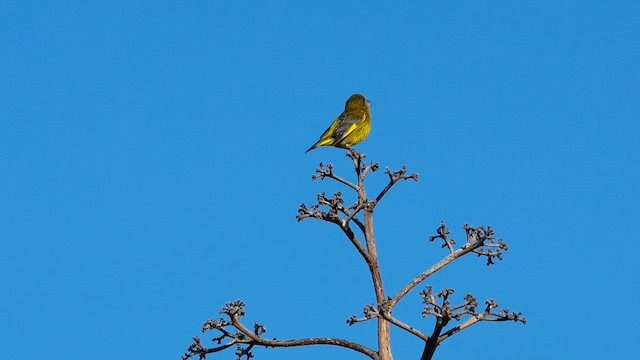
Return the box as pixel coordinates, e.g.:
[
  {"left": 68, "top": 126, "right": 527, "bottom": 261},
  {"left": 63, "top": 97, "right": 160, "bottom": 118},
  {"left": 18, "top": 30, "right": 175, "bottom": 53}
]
[{"left": 345, "top": 93, "right": 371, "bottom": 111}]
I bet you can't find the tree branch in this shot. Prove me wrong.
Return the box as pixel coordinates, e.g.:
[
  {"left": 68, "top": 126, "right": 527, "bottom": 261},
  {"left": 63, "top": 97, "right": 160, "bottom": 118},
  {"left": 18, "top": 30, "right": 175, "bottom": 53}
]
[
  {"left": 296, "top": 193, "right": 371, "bottom": 264},
  {"left": 312, "top": 162, "right": 358, "bottom": 191},
  {"left": 347, "top": 303, "right": 378, "bottom": 325},
  {"left": 183, "top": 300, "right": 379, "bottom": 360},
  {"left": 387, "top": 314, "right": 429, "bottom": 342},
  {"left": 388, "top": 222, "right": 508, "bottom": 308},
  {"left": 340, "top": 222, "right": 373, "bottom": 264},
  {"left": 417, "top": 287, "right": 525, "bottom": 360},
  {"left": 437, "top": 299, "right": 526, "bottom": 342},
  {"left": 374, "top": 166, "right": 419, "bottom": 205}
]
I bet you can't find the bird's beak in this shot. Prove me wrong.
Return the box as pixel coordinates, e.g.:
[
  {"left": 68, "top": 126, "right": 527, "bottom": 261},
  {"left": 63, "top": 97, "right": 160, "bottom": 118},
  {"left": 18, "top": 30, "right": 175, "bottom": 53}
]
[{"left": 366, "top": 99, "right": 372, "bottom": 107}]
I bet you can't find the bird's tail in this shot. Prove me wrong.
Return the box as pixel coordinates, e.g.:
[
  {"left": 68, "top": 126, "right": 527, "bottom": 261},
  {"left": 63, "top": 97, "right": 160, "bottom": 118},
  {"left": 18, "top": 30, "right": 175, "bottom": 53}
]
[
  {"left": 305, "top": 144, "right": 318, "bottom": 153},
  {"left": 306, "top": 137, "right": 333, "bottom": 153}
]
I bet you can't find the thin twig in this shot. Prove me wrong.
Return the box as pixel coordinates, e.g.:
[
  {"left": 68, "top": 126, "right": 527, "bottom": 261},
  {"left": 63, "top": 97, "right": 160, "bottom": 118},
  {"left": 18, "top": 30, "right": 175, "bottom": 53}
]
[
  {"left": 312, "top": 163, "right": 359, "bottom": 191},
  {"left": 374, "top": 166, "right": 419, "bottom": 205},
  {"left": 339, "top": 223, "right": 372, "bottom": 264},
  {"left": 387, "top": 315, "right": 429, "bottom": 342}
]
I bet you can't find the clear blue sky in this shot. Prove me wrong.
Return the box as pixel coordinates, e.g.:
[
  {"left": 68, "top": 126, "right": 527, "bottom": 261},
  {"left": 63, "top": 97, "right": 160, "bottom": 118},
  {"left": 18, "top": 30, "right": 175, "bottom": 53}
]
[{"left": 1, "top": 1, "right": 638, "bottom": 359}]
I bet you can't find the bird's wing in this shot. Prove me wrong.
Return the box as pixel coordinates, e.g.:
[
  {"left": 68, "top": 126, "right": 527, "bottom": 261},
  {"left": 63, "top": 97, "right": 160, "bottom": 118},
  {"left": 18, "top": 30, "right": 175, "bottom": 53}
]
[{"left": 332, "top": 113, "right": 365, "bottom": 145}]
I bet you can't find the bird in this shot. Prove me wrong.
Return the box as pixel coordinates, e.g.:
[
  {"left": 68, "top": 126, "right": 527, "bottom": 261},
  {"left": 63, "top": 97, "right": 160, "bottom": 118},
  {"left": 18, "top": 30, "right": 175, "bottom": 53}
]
[{"left": 305, "top": 93, "right": 371, "bottom": 153}]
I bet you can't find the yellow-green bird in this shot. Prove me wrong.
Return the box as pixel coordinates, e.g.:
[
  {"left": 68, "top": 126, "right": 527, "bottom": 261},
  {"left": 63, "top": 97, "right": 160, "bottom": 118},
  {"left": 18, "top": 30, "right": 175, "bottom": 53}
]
[{"left": 305, "top": 93, "right": 372, "bottom": 153}]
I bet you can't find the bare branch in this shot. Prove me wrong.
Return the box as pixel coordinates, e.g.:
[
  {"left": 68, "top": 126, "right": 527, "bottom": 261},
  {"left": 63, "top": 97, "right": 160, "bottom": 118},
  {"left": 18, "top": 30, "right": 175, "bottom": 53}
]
[
  {"left": 374, "top": 166, "right": 419, "bottom": 205},
  {"left": 361, "top": 160, "right": 380, "bottom": 181},
  {"left": 342, "top": 202, "right": 365, "bottom": 228},
  {"left": 234, "top": 343, "right": 255, "bottom": 360},
  {"left": 428, "top": 221, "right": 455, "bottom": 255},
  {"left": 387, "top": 315, "right": 429, "bottom": 342},
  {"left": 437, "top": 299, "right": 526, "bottom": 342},
  {"left": 340, "top": 223, "right": 373, "bottom": 264},
  {"left": 183, "top": 336, "right": 237, "bottom": 360},
  {"left": 297, "top": 192, "right": 372, "bottom": 264},
  {"left": 389, "top": 222, "right": 510, "bottom": 308},
  {"left": 349, "top": 214, "right": 366, "bottom": 234},
  {"left": 463, "top": 223, "right": 508, "bottom": 266},
  {"left": 296, "top": 192, "right": 344, "bottom": 225},
  {"left": 347, "top": 304, "right": 378, "bottom": 325},
  {"left": 420, "top": 288, "right": 478, "bottom": 321},
  {"left": 346, "top": 149, "right": 371, "bottom": 179},
  {"left": 312, "top": 162, "right": 358, "bottom": 191},
  {"left": 184, "top": 300, "right": 379, "bottom": 360},
  {"left": 344, "top": 150, "right": 394, "bottom": 360},
  {"left": 418, "top": 288, "right": 524, "bottom": 360}
]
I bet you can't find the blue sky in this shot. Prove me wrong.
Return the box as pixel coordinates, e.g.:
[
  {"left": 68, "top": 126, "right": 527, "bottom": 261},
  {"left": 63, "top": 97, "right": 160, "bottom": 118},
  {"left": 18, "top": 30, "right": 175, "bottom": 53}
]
[{"left": 1, "top": 1, "right": 638, "bottom": 359}]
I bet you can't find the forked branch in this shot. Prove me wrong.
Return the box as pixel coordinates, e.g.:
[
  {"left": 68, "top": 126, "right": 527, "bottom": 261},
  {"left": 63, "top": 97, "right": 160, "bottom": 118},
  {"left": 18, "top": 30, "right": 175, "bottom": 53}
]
[
  {"left": 389, "top": 222, "right": 509, "bottom": 308},
  {"left": 183, "top": 300, "right": 379, "bottom": 360},
  {"left": 419, "top": 287, "right": 526, "bottom": 360},
  {"left": 298, "top": 150, "right": 418, "bottom": 237},
  {"left": 374, "top": 166, "right": 419, "bottom": 204}
]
